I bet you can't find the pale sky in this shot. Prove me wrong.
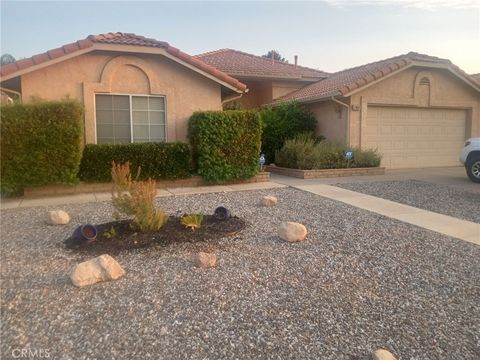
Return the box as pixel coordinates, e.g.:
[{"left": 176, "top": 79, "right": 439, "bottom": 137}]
[{"left": 1, "top": 0, "right": 479, "bottom": 74}]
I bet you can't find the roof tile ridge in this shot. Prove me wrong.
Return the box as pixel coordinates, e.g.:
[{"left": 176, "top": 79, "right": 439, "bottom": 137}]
[{"left": 194, "top": 48, "right": 233, "bottom": 57}]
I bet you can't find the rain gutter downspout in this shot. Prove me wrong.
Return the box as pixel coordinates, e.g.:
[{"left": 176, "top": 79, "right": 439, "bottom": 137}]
[
  {"left": 330, "top": 96, "right": 350, "bottom": 145},
  {"left": 1, "top": 87, "right": 22, "bottom": 102},
  {"left": 221, "top": 89, "right": 249, "bottom": 106}
]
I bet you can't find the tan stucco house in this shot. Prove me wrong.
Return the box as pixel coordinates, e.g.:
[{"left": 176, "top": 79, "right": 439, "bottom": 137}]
[
  {"left": 274, "top": 52, "right": 480, "bottom": 169},
  {"left": 1, "top": 33, "right": 479, "bottom": 169},
  {"left": 0, "top": 32, "right": 247, "bottom": 144}
]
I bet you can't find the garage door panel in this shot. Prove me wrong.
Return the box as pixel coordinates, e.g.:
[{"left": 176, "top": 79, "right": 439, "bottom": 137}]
[{"left": 365, "top": 107, "right": 466, "bottom": 169}]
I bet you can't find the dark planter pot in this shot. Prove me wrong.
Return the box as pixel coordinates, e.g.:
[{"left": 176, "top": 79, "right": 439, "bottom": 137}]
[
  {"left": 213, "top": 206, "right": 231, "bottom": 221},
  {"left": 72, "top": 224, "right": 98, "bottom": 245}
]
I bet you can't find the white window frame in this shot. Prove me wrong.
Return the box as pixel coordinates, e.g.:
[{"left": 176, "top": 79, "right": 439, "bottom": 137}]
[{"left": 94, "top": 93, "right": 167, "bottom": 144}]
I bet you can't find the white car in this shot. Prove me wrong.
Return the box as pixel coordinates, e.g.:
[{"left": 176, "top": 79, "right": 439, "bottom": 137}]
[{"left": 460, "top": 137, "right": 480, "bottom": 183}]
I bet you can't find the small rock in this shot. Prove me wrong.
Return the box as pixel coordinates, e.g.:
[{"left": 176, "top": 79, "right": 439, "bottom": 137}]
[
  {"left": 278, "top": 222, "right": 308, "bottom": 242},
  {"left": 195, "top": 252, "right": 217, "bottom": 269},
  {"left": 260, "top": 195, "right": 278, "bottom": 207},
  {"left": 372, "top": 349, "right": 397, "bottom": 360},
  {"left": 47, "top": 210, "right": 70, "bottom": 225},
  {"left": 70, "top": 254, "right": 125, "bottom": 287}
]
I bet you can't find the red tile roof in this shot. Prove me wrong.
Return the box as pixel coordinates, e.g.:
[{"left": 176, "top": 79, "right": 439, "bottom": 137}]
[
  {"left": 275, "top": 52, "right": 480, "bottom": 103},
  {"left": 0, "top": 32, "right": 247, "bottom": 92},
  {"left": 471, "top": 73, "right": 480, "bottom": 85},
  {"left": 195, "top": 49, "right": 328, "bottom": 80}
]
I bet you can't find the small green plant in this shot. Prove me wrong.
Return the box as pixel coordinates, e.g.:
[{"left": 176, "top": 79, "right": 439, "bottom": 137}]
[
  {"left": 181, "top": 214, "right": 204, "bottom": 231},
  {"left": 111, "top": 161, "right": 168, "bottom": 232},
  {"left": 102, "top": 226, "right": 116, "bottom": 239}
]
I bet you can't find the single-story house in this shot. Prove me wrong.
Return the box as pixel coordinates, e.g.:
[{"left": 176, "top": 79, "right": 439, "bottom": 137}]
[
  {"left": 195, "top": 49, "right": 328, "bottom": 108},
  {"left": 0, "top": 32, "right": 247, "bottom": 144},
  {"left": 273, "top": 52, "right": 480, "bottom": 169},
  {"left": 1, "top": 33, "right": 479, "bottom": 169}
]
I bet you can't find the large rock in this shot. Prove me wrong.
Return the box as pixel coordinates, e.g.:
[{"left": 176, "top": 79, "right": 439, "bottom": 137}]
[
  {"left": 260, "top": 195, "right": 278, "bottom": 207},
  {"left": 47, "top": 210, "right": 70, "bottom": 225},
  {"left": 278, "top": 222, "right": 308, "bottom": 242},
  {"left": 194, "top": 252, "right": 217, "bottom": 269},
  {"left": 70, "top": 254, "right": 125, "bottom": 287},
  {"left": 372, "top": 349, "right": 397, "bottom": 360}
]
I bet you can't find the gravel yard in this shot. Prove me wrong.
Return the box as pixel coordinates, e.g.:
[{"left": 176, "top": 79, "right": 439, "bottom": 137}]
[
  {"left": 337, "top": 180, "right": 480, "bottom": 224},
  {"left": 1, "top": 187, "right": 479, "bottom": 359}
]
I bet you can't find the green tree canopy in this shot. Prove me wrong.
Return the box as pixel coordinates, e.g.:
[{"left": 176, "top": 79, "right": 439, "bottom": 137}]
[
  {"left": 1, "top": 54, "right": 16, "bottom": 65},
  {"left": 262, "top": 50, "right": 287, "bottom": 63}
]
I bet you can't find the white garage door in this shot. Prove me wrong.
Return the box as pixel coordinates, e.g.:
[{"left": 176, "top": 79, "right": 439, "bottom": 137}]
[{"left": 364, "top": 106, "right": 467, "bottom": 169}]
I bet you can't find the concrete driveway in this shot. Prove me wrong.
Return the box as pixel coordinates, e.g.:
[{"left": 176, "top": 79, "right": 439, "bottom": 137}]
[{"left": 271, "top": 166, "right": 480, "bottom": 194}]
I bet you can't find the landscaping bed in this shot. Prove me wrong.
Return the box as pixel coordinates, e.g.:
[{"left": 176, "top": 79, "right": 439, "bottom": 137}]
[
  {"left": 65, "top": 216, "right": 246, "bottom": 255},
  {"left": 337, "top": 180, "right": 480, "bottom": 224},
  {"left": 1, "top": 188, "right": 479, "bottom": 359}
]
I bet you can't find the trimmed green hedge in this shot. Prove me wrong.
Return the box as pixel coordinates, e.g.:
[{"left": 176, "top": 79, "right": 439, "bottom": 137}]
[
  {"left": 78, "top": 142, "right": 192, "bottom": 182},
  {"left": 188, "top": 110, "right": 262, "bottom": 183},
  {"left": 259, "top": 101, "right": 317, "bottom": 164},
  {"left": 1, "top": 100, "right": 84, "bottom": 193}
]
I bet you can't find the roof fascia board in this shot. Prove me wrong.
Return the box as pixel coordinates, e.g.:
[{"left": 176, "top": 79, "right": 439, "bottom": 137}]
[
  {"left": 409, "top": 61, "right": 480, "bottom": 92},
  {"left": 271, "top": 91, "right": 342, "bottom": 106},
  {"left": 344, "top": 61, "right": 480, "bottom": 97},
  {"left": 0, "top": 47, "right": 94, "bottom": 82},
  {"left": 227, "top": 73, "right": 324, "bottom": 81},
  {"left": 342, "top": 63, "right": 414, "bottom": 97},
  {"left": 90, "top": 44, "right": 244, "bottom": 93},
  {"left": 1, "top": 43, "right": 243, "bottom": 93}
]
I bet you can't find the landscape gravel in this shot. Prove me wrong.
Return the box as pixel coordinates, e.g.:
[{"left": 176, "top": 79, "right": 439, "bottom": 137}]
[
  {"left": 337, "top": 179, "right": 480, "bottom": 224},
  {"left": 1, "top": 187, "right": 479, "bottom": 359}
]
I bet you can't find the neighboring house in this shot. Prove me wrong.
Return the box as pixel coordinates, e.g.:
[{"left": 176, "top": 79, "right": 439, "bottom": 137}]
[
  {"left": 195, "top": 49, "right": 328, "bottom": 108},
  {"left": 0, "top": 32, "right": 247, "bottom": 144},
  {"left": 274, "top": 52, "right": 480, "bottom": 169}
]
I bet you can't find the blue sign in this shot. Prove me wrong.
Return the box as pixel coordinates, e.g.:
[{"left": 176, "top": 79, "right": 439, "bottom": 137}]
[
  {"left": 259, "top": 154, "right": 266, "bottom": 165},
  {"left": 345, "top": 150, "right": 353, "bottom": 160}
]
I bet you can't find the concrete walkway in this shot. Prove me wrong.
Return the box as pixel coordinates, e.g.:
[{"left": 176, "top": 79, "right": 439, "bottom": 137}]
[
  {"left": 0, "top": 181, "right": 286, "bottom": 210},
  {"left": 294, "top": 183, "right": 480, "bottom": 245}
]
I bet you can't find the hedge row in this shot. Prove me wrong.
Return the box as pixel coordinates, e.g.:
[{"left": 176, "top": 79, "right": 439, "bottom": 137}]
[
  {"left": 1, "top": 101, "right": 84, "bottom": 193},
  {"left": 188, "top": 110, "right": 262, "bottom": 183},
  {"left": 78, "top": 142, "right": 192, "bottom": 182}
]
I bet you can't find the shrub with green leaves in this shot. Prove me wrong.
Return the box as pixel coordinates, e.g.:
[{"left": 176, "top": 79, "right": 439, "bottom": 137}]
[
  {"left": 78, "top": 142, "right": 191, "bottom": 182},
  {"left": 188, "top": 110, "right": 262, "bottom": 183},
  {"left": 275, "top": 134, "right": 381, "bottom": 169},
  {"left": 1, "top": 100, "right": 84, "bottom": 193},
  {"left": 258, "top": 101, "right": 317, "bottom": 163}
]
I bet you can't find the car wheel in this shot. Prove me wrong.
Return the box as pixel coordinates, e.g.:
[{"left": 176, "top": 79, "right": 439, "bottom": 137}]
[{"left": 466, "top": 155, "right": 480, "bottom": 183}]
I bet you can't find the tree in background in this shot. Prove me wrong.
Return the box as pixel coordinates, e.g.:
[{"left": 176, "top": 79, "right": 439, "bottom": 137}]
[
  {"left": 1, "top": 54, "right": 16, "bottom": 65},
  {"left": 262, "top": 50, "right": 287, "bottom": 63}
]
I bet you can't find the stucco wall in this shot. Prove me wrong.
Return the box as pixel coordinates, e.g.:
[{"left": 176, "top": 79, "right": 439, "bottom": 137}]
[
  {"left": 230, "top": 79, "right": 310, "bottom": 109},
  {"left": 271, "top": 80, "right": 307, "bottom": 101},
  {"left": 307, "top": 100, "right": 347, "bottom": 143},
  {"left": 234, "top": 80, "right": 272, "bottom": 109},
  {"left": 348, "top": 66, "right": 480, "bottom": 148},
  {"left": 21, "top": 51, "right": 223, "bottom": 143}
]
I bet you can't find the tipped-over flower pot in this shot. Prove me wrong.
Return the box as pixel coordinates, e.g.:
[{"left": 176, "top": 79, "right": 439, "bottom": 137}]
[
  {"left": 72, "top": 224, "right": 98, "bottom": 245},
  {"left": 213, "top": 207, "right": 231, "bottom": 221}
]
